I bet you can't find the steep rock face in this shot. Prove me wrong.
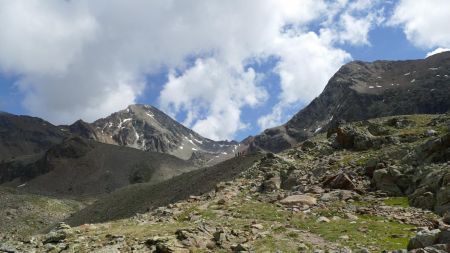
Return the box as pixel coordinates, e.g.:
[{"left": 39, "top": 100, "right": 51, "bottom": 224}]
[
  {"left": 250, "top": 52, "right": 450, "bottom": 153},
  {"left": 75, "top": 104, "right": 239, "bottom": 164},
  {"left": 0, "top": 112, "right": 66, "bottom": 161}
]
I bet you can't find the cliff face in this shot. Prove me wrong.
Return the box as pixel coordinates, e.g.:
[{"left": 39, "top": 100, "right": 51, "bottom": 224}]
[{"left": 250, "top": 52, "right": 450, "bottom": 153}]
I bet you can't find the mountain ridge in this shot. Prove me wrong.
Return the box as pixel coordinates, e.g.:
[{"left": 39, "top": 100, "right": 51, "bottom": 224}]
[{"left": 248, "top": 51, "right": 450, "bottom": 153}]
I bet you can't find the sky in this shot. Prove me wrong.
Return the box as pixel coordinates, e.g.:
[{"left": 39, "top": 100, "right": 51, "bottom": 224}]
[{"left": 0, "top": 0, "right": 450, "bottom": 141}]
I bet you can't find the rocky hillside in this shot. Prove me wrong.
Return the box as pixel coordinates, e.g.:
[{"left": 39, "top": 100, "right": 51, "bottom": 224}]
[
  {"left": 0, "top": 136, "right": 197, "bottom": 197},
  {"left": 2, "top": 113, "right": 449, "bottom": 252},
  {"left": 0, "top": 112, "right": 66, "bottom": 161},
  {"left": 68, "top": 104, "right": 239, "bottom": 165},
  {"left": 250, "top": 51, "right": 450, "bottom": 153}
]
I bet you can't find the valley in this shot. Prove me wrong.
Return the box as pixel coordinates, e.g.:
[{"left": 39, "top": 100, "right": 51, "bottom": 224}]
[{"left": 1, "top": 53, "right": 450, "bottom": 252}]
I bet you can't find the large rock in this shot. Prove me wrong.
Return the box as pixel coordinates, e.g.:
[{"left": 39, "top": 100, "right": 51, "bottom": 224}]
[
  {"left": 334, "top": 125, "right": 375, "bottom": 150},
  {"left": 260, "top": 176, "right": 281, "bottom": 192},
  {"left": 44, "top": 222, "right": 72, "bottom": 244},
  {"left": 372, "top": 168, "right": 403, "bottom": 196},
  {"left": 407, "top": 228, "right": 441, "bottom": 250},
  {"left": 281, "top": 170, "right": 303, "bottom": 190},
  {"left": 322, "top": 173, "right": 356, "bottom": 191},
  {"left": 409, "top": 169, "right": 450, "bottom": 214},
  {"left": 435, "top": 186, "right": 450, "bottom": 215},
  {"left": 279, "top": 195, "right": 317, "bottom": 206},
  {"left": 415, "top": 133, "right": 450, "bottom": 163}
]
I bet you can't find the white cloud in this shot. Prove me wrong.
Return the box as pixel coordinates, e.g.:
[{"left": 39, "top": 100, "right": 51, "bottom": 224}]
[
  {"left": 391, "top": 0, "right": 450, "bottom": 49},
  {"left": 0, "top": 0, "right": 387, "bottom": 140},
  {"left": 426, "top": 48, "right": 450, "bottom": 58},
  {"left": 257, "top": 32, "right": 351, "bottom": 129},
  {"left": 160, "top": 58, "right": 266, "bottom": 140},
  {"left": 0, "top": 1, "right": 97, "bottom": 75}
]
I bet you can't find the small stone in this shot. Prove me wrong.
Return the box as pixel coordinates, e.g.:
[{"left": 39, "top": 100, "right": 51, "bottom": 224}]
[
  {"left": 339, "top": 235, "right": 350, "bottom": 240},
  {"left": 217, "top": 199, "right": 226, "bottom": 205},
  {"left": 298, "top": 243, "right": 309, "bottom": 251},
  {"left": 251, "top": 224, "right": 264, "bottom": 230},
  {"left": 316, "top": 216, "right": 330, "bottom": 223},
  {"left": 345, "top": 213, "right": 359, "bottom": 220}
]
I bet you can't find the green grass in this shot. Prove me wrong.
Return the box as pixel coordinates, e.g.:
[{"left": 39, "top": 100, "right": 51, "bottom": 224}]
[
  {"left": 228, "top": 200, "right": 288, "bottom": 222},
  {"left": 383, "top": 197, "right": 410, "bottom": 208},
  {"left": 291, "top": 214, "right": 415, "bottom": 251}
]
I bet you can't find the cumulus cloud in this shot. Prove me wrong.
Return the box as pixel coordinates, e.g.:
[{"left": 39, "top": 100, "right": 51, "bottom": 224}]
[
  {"left": 0, "top": 0, "right": 388, "bottom": 140},
  {"left": 391, "top": 0, "right": 450, "bottom": 49},
  {"left": 160, "top": 59, "right": 266, "bottom": 140}
]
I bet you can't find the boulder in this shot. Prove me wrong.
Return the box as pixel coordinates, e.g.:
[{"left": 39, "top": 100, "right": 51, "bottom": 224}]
[
  {"left": 333, "top": 124, "right": 389, "bottom": 151},
  {"left": 372, "top": 168, "right": 403, "bottom": 196},
  {"left": 409, "top": 190, "right": 436, "bottom": 211},
  {"left": 407, "top": 229, "right": 441, "bottom": 250},
  {"left": 435, "top": 186, "right": 450, "bottom": 215},
  {"left": 260, "top": 176, "right": 281, "bottom": 192},
  {"left": 281, "top": 170, "right": 302, "bottom": 190},
  {"left": 145, "top": 236, "right": 190, "bottom": 253},
  {"left": 279, "top": 195, "right": 317, "bottom": 206},
  {"left": 322, "top": 173, "right": 356, "bottom": 191},
  {"left": 44, "top": 222, "right": 72, "bottom": 244}
]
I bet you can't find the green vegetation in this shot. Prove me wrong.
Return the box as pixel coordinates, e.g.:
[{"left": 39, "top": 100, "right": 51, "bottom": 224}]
[
  {"left": 292, "top": 214, "right": 415, "bottom": 251},
  {"left": 383, "top": 197, "right": 410, "bottom": 208}
]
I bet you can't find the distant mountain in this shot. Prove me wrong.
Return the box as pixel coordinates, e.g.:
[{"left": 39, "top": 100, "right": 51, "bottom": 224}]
[
  {"left": 67, "top": 104, "right": 239, "bottom": 165},
  {"left": 1, "top": 136, "right": 197, "bottom": 197},
  {"left": 0, "top": 112, "right": 66, "bottom": 161},
  {"left": 249, "top": 51, "right": 450, "bottom": 153}
]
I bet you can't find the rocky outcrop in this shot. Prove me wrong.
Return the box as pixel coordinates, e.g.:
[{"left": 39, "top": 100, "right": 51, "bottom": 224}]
[{"left": 407, "top": 228, "right": 450, "bottom": 252}]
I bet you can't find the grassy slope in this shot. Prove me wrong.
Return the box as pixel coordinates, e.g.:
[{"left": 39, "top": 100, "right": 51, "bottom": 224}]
[{"left": 0, "top": 186, "right": 84, "bottom": 239}]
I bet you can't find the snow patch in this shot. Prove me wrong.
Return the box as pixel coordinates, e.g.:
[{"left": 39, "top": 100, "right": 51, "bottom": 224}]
[
  {"left": 192, "top": 148, "right": 198, "bottom": 151},
  {"left": 376, "top": 85, "right": 382, "bottom": 88},
  {"left": 404, "top": 72, "right": 411, "bottom": 76},
  {"left": 368, "top": 86, "right": 375, "bottom": 89},
  {"left": 411, "top": 79, "right": 416, "bottom": 83},
  {"left": 193, "top": 138, "right": 203, "bottom": 144},
  {"left": 314, "top": 126, "right": 322, "bottom": 133},
  {"left": 146, "top": 113, "right": 154, "bottom": 118},
  {"left": 17, "top": 183, "right": 26, "bottom": 188},
  {"left": 429, "top": 67, "right": 439, "bottom": 71}
]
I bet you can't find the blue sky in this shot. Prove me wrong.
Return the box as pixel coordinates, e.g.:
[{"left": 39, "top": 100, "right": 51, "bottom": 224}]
[{"left": 0, "top": 0, "right": 448, "bottom": 141}]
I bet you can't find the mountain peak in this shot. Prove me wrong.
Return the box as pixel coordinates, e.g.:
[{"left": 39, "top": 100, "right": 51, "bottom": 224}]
[
  {"left": 63, "top": 104, "right": 241, "bottom": 165},
  {"left": 249, "top": 52, "right": 450, "bottom": 153}
]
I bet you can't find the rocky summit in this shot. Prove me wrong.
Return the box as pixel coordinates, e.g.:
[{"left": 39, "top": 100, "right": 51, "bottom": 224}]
[
  {"left": 1, "top": 53, "right": 450, "bottom": 253},
  {"left": 69, "top": 104, "right": 239, "bottom": 166}
]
